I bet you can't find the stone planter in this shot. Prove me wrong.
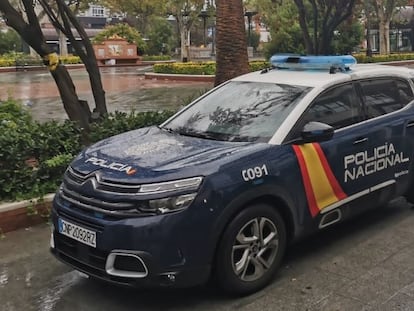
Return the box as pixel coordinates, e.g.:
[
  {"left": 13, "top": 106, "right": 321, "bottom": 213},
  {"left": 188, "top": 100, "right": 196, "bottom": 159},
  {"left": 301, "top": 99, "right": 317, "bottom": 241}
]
[{"left": 0, "top": 194, "right": 54, "bottom": 233}]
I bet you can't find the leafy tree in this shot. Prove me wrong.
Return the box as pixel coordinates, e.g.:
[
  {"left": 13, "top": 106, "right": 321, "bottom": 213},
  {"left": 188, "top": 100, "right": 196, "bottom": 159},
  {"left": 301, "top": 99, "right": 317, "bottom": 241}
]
[
  {"left": 246, "top": 31, "right": 261, "bottom": 52},
  {"left": 331, "top": 18, "right": 363, "bottom": 54},
  {"left": 102, "top": 0, "right": 165, "bottom": 36},
  {"left": 146, "top": 17, "right": 176, "bottom": 55},
  {"left": 251, "top": 0, "right": 305, "bottom": 56},
  {"left": 0, "top": 0, "right": 107, "bottom": 131},
  {"left": 214, "top": 0, "right": 249, "bottom": 86},
  {"left": 0, "top": 29, "right": 22, "bottom": 54},
  {"left": 93, "top": 23, "right": 147, "bottom": 53},
  {"left": 166, "top": 0, "right": 205, "bottom": 61},
  {"left": 370, "top": 0, "right": 408, "bottom": 54},
  {"left": 292, "top": 0, "right": 357, "bottom": 54}
]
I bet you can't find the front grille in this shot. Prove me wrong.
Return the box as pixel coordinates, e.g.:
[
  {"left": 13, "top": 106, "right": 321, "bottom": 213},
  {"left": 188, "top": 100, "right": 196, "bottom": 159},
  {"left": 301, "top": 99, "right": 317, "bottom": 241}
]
[
  {"left": 60, "top": 167, "right": 156, "bottom": 218},
  {"left": 65, "top": 167, "right": 141, "bottom": 195}
]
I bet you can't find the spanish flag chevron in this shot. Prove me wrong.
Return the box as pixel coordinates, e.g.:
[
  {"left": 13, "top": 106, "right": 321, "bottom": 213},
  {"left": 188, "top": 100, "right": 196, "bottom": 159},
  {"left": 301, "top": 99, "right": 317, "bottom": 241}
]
[{"left": 293, "top": 143, "right": 347, "bottom": 217}]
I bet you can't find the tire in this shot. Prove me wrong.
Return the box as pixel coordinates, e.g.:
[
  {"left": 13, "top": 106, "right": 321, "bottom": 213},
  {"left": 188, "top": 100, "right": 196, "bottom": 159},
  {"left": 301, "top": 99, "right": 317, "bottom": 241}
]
[{"left": 215, "top": 203, "right": 287, "bottom": 295}]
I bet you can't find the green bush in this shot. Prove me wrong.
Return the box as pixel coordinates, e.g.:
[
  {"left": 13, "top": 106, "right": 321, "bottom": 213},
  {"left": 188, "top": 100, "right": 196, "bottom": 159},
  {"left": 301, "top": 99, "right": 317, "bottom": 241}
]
[
  {"left": 93, "top": 23, "right": 147, "bottom": 54},
  {"left": 88, "top": 110, "right": 175, "bottom": 143},
  {"left": 60, "top": 55, "right": 82, "bottom": 64},
  {"left": 142, "top": 55, "right": 172, "bottom": 61},
  {"left": 153, "top": 61, "right": 270, "bottom": 75},
  {"left": 249, "top": 60, "right": 271, "bottom": 71},
  {"left": 0, "top": 100, "right": 82, "bottom": 201},
  {"left": 0, "top": 100, "right": 175, "bottom": 201},
  {"left": 153, "top": 62, "right": 216, "bottom": 75},
  {"left": 154, "top": 55, "right": 414, "bottom": 76},
  {"left": 0, "top": 53, "right": 82, "bottom": 67},
  {"left": 354, "top": 53, "right": 414, "bottom": 63}
]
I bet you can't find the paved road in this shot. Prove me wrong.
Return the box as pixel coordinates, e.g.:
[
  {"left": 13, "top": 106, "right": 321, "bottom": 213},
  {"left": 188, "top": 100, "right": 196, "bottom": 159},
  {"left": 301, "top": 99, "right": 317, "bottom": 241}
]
[
  {"left": 1, "top": 198, "right": 414, "bottom": 311},
  {"left": 0, "top": 67, "right": 212, "bottom": 122}
]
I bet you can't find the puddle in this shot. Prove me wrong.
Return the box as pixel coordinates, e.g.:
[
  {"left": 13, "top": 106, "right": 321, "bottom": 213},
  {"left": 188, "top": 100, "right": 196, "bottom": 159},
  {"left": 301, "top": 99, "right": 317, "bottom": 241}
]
[
  {"left": 37, "top": 271, "right": 83, "bottom": 311},
  {"left": 0, "top": 268, "right": 8, "bottom": 287},
  {"left": 0, "top": 67, "right": 212, "bottom": 122},
  {"left": 25, "top": 271, "right": 33, "bottom": 287},
  {"left": 28, "top": 85, "right": 211, "bottom": 123}
]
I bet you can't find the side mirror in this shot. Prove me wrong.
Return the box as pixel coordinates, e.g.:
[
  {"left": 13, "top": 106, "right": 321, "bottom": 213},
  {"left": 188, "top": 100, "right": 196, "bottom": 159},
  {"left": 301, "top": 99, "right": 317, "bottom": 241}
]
[{"left": 301, "top": 121, "right": 334, "bottom": 143}]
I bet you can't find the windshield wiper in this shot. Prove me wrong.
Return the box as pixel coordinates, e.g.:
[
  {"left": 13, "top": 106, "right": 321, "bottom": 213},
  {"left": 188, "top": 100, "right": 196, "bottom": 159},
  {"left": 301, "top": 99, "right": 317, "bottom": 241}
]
[
  {"left": 176, "top": 129, "right": 225, "bottom": 141},
  {"left": 158, "top": 126, "right": 175, "bottom": 133}
]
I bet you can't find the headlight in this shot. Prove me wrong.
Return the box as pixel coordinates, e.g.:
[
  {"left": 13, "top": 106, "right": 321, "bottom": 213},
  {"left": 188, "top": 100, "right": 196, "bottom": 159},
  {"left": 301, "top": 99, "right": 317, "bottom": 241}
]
[
  {"left": 140, "top": 193, "right": 197, "bottom": 214},
  {"left": 139, "top": 177, "right": 203, "bottom": 194}
]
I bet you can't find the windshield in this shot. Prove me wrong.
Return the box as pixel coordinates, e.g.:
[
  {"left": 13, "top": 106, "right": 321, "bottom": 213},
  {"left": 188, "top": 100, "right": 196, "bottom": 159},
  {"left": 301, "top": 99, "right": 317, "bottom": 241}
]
[{"left": 162, "top": 81, "right": 312, "bottom": 142}]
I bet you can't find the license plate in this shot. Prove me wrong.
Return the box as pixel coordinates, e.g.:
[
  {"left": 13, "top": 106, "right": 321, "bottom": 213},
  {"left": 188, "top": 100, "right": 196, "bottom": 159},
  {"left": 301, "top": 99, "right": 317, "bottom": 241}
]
[{"left": 58, "top": 218, "right": 96, "bottom": 248}]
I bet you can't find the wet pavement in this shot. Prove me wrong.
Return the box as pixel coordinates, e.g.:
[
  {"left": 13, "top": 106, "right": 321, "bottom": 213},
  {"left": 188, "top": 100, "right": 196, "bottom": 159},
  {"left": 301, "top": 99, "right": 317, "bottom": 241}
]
[
  {"left": 0, "top": 67, "right": 213, "bottom": 122},
  {"left": 1, "top": 198, "right": 414, "bottom": 311}
]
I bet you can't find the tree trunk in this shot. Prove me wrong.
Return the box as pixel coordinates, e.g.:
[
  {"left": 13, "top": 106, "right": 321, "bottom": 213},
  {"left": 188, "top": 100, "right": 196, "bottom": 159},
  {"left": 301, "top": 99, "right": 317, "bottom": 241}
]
[
  {"left": 0, "top": 0, "right": 90, "bottom": 130},
  {"left": 55, "top": 0, "right": 107, "bottom": 116},
  {"left": 58, "top": 30, "right": 68, "bottom": 56},
  {"left": 293, "top": 0, "right": 355, "bottom": 55},
  {"left": 294, "top": 0, "right": 314, "bottom": 54},
  {"left": 379, "top": 21, "right": 390, "bottom": 54},
  {"left": 214, "top": 0, "right": 249, "bottom": 86},
  {"left": 372, "top": 0, "right": 396, "bottom": 55}
]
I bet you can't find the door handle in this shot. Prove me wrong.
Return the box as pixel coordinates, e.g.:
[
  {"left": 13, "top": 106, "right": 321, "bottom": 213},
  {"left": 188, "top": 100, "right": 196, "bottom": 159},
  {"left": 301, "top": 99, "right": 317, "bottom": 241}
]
[
  {"left": 406, "top": 121, "right": 414, "bottom": 128},
  {"left": 353, "top": 137, "right": 368, "bottom": 144}
]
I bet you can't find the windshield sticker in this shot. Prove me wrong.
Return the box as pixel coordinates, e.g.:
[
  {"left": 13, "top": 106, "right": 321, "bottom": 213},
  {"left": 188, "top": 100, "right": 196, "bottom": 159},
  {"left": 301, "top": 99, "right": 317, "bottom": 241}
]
[
  {"left": 242, "top": 165, "right": 269, "bottom": 182},
  {"left": 85, "top": 157, "right": 137, "bottom": 175},
  {"left": 344, "top": 143, "right": 409, "bottom": 183},
  {"left": 293, "top": 143, "right": 347, "bottom": 217}
]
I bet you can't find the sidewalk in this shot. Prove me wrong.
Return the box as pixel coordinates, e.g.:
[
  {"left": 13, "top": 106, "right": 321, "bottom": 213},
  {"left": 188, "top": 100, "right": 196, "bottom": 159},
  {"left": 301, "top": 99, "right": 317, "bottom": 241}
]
[{"left": 0, "top": 198, "right": 413, "bottom": 310}]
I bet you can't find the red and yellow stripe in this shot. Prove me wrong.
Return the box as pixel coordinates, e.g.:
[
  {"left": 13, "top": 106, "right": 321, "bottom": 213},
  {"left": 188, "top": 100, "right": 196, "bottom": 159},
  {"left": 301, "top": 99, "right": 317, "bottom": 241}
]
[{"left": 293, "top": 143, "right": 347, "bottom": 217}]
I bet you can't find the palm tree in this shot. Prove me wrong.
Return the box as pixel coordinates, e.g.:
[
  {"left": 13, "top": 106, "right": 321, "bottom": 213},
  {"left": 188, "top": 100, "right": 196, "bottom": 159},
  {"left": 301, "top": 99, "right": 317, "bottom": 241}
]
[{"left": 214, "top": 0, "right": 249, "bottom": 86}]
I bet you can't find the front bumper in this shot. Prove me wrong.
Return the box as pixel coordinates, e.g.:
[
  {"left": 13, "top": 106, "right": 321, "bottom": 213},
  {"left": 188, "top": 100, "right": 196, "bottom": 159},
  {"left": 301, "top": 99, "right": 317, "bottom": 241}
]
[{"left": 50, "top": 197, "right": 212, "bottom": 288}]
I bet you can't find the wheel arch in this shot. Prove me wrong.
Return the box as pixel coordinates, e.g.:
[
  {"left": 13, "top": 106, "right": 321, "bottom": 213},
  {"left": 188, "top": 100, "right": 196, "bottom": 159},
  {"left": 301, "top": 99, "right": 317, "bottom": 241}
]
[{"left": 208, "top": 185, "right": 298, "bottom": 266}]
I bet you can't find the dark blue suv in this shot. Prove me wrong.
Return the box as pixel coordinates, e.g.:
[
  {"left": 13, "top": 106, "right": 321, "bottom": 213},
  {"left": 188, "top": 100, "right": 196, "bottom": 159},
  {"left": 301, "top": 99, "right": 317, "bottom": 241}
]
[{"left": 50, "top": 56, "right": 414, "bottom": 295}]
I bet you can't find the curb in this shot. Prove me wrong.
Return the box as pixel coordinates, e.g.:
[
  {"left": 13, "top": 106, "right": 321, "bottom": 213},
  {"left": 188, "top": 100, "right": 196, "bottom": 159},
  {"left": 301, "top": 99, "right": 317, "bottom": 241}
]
[
  {"left": 0, "top": 60, "right": 175, "bottom": 73},
  {"left": 0, "top": 194, "right": 54, "bottom": 233},
  {"left": 144, "top": 72, "right": 214, "bottom": 83}
]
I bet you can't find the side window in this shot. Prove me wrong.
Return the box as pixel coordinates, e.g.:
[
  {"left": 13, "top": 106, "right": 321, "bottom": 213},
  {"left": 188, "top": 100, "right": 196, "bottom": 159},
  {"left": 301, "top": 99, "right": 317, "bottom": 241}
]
[
  {"left": 301, "top": 83, "right": 362, "bottom": 129},
  {"left": 359, "top": 78, "right": 414, "bottom": 119}
]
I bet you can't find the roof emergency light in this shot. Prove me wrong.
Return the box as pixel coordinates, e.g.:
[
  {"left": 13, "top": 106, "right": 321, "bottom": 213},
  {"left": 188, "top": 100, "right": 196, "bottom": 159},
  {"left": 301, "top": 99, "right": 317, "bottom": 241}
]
[{"left": 270, "top": 54, "right": 357, "bottom": 71}]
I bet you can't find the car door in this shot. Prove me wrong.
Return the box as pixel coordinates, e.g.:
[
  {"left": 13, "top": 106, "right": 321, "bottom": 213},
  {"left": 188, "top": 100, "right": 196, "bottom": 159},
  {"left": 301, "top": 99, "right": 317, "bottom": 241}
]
[
  {"left": 285, "top": 82, "right": 379, "bottom": 219},
  {"left": 355, "top": 77, "right": 414, "bottom": 201}
]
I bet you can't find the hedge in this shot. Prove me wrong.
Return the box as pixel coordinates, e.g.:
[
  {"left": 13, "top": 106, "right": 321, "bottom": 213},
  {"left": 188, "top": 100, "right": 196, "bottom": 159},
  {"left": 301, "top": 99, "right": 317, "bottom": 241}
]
[
  {"left": 141, "top": 55, "right": 171, "bottom": 61},
  {"left": 0, "top": 100, "right": 174, "bottom": 201},
  {"left": 153, "top": 60, "right": 271, "bottom": 75},
  {"left": 353, "top": 53, "right": 414, "bottom": 63},
  {"left": 0, "top": 53, "right": 82, "bottom": 67}
]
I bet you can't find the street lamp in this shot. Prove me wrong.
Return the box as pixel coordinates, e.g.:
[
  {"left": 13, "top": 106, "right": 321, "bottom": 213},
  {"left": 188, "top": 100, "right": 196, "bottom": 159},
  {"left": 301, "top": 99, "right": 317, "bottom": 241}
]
[
  {"left": 181, "top": 10, "right": 190, "bottom": 62},
  {"left": 198, "top": 10, "right": 209, "bottom": 47},
  {"left": 244, "top": 10, "right": 258, "bottom": 48}
]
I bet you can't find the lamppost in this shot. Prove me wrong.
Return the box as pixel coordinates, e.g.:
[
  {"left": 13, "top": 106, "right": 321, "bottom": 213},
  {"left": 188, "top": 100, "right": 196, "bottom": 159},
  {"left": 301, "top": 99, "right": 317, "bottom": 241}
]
[
  {"left": 198, "top": 10, "right": 209, "bottom": 47},
  {"left": 181, "top": 10, "right": 190, "bottom": 62},
  {"left": 244, "top": 10, "right": 258, "bottom": 48}
]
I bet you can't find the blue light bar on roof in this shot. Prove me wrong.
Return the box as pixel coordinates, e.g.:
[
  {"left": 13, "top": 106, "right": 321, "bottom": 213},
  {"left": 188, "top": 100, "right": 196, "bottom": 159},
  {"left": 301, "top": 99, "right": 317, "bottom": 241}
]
[{"left": 270, "top": 54, "right": 357, "bottom": 70}]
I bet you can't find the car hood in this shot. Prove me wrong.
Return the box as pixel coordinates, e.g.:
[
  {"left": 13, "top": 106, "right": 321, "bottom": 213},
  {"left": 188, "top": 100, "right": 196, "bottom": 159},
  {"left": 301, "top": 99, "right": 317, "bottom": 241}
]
[{"left": 72, "top": 126, "right": 267, "bottom": 182}]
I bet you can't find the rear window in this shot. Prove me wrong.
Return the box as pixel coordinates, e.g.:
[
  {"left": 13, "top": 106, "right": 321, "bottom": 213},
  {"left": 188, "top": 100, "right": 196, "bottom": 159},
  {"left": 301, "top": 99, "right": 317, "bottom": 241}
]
[{"left": 359, "top": 78, "right": 414, "bottom": 118}]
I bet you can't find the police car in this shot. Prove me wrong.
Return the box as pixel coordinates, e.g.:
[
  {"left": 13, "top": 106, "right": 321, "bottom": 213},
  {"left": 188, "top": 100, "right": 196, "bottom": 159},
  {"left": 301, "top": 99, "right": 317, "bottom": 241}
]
[{"left": 50, "top": 55, "right": 414, "bottom": 295}]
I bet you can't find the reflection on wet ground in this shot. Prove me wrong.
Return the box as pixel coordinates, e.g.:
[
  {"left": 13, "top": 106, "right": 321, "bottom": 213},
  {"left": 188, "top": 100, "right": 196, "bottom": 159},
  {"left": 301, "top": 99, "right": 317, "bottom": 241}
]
[{"left": 0, "top": 66, "right": 213, "bottom": 122}]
